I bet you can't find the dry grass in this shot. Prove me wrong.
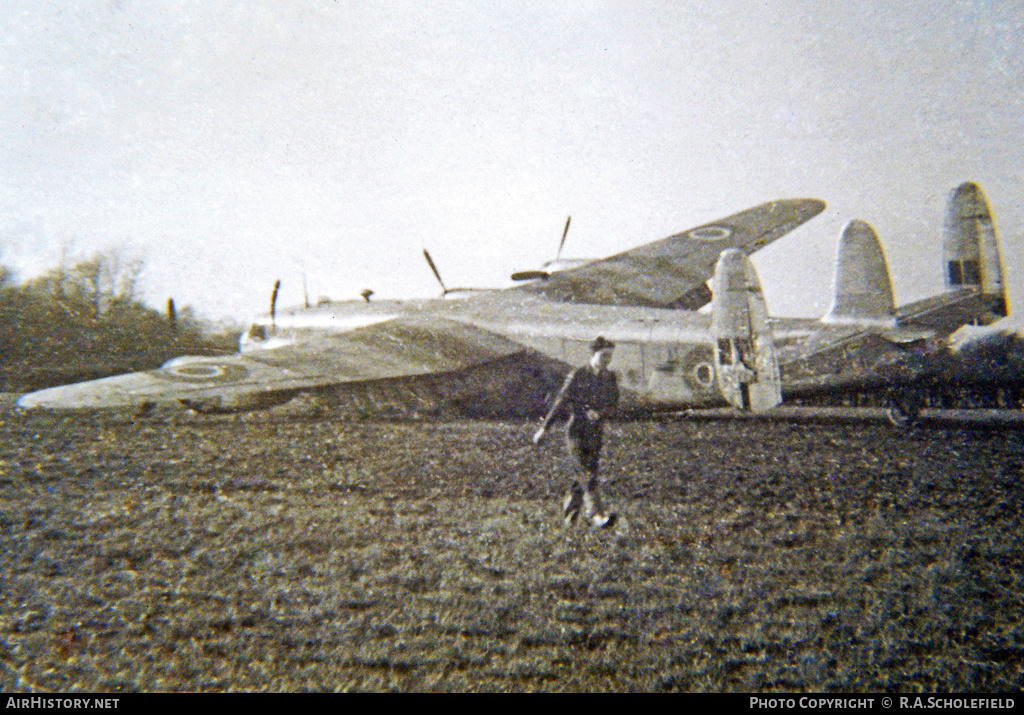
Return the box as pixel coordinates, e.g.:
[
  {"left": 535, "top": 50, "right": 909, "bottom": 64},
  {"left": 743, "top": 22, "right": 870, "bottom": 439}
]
[{"left": 0, "top": 410, "right": 1021, "bottom": 691}]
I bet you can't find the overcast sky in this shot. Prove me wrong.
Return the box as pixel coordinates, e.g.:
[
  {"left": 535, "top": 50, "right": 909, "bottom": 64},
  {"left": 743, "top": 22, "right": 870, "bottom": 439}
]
[{"left": 2, "top": 0, "right": 1023, "bottom": 325}]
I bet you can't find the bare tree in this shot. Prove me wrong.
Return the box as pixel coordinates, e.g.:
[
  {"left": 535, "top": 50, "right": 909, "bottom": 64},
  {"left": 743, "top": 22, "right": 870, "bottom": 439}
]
[{"left": 34, "top": 247, "right": 147, "bottom": 319}]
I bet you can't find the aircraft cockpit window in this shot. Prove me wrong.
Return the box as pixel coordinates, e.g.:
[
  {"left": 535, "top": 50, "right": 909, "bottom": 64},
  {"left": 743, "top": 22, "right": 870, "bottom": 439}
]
[{"left": 247, "top": 324, "right": 268, "bottom": 341}]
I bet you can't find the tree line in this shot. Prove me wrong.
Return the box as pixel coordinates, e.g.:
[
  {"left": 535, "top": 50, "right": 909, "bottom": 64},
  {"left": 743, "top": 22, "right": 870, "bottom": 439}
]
[{"left": 0, "top": 250, "right": 238, "bottom": 392}]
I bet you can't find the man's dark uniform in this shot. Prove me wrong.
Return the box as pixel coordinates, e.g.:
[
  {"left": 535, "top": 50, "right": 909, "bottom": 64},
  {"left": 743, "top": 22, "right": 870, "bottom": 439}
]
[
  {"left": 542, "top": 364, "right": 619, "bottom": 477},
  {"left": 537, "top": 336, "right": 619, "bottom": 526}
]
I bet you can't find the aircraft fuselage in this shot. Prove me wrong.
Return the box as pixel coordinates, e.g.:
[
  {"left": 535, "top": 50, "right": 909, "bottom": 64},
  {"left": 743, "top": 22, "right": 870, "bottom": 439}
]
[
  {"left": 13, "top": 287, "right": 964, "bottom": 416},
  {"left": 241, "top": 291, "right": 946, "bottom": 414},
  {"left": 243, "top": 294, "right": 725, "bottom": 412}
]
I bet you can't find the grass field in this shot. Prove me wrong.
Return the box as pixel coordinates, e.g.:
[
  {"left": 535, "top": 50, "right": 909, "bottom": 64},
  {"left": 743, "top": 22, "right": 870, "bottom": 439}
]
[{"left": 0, "top": 410, "right": 1021, "bottom": 692}]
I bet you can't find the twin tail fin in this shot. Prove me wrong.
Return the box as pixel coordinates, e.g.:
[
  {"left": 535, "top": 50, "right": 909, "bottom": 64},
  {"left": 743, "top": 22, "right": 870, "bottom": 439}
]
[
  {"left": 943, "top": 181, "right": 1007, "bottom": 323},
  {"left": 825, "top": 220, "right": 895, "bottom": 324}
]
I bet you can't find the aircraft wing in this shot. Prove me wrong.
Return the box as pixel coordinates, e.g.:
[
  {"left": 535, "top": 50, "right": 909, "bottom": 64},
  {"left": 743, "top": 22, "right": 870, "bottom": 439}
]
[
  {"left": 515, "top": 198, "right": 826, "bottom": 309},
  {"left": 16, "top": 316, "right": 527, "bottom": 411}
]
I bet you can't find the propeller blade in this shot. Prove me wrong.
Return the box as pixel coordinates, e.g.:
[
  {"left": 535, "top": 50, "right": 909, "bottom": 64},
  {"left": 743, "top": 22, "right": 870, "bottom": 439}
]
[
  {"left": 166, "top": 298, "right": 178, "bottom": 334},
  {"left": 511, "top": 270, "right": 550, "bottom": 281},
  {"left": 556, "top": 215, "right": 571, "bottom": 260},
  {"left": 270, "top": 279, "right": 281, "bottom": 330},
  {"left": 423, "top": 249, "right": 447, "bottom": 293}
]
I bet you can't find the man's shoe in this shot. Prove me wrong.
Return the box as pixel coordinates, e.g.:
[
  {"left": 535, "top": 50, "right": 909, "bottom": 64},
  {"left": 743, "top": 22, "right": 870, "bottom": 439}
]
[{"left": 592, "top": 512, "right": 617, "bottom": 529}]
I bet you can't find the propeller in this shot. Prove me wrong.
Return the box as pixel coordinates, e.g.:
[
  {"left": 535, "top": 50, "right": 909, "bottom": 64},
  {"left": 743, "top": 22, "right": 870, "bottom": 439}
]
[
  {"left": 270, "top": 279, "right": 280, "bottom": 332},
  {"left": 510, "top": 215, "right": 573, "bottom": 281},
  {"left": 166, "top": 298, "right": 177, "bottom": 334},
  {"left": 423, "top": 249, "right": 449, "bottom": 295},
  {"left": 556, "top": 215, "right": 571, "bottom": 261}
]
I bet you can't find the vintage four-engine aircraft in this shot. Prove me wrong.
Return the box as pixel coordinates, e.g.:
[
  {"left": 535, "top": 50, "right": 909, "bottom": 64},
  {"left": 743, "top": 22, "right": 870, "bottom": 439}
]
[{"left": 16, "top": 182, "right": 1008, "bottom": 423}]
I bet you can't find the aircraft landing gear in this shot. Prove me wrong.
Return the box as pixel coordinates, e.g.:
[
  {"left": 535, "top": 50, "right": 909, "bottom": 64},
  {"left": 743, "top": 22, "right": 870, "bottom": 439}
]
[{"left": 885, "top": 388, "right": 924, "bottom": 428}]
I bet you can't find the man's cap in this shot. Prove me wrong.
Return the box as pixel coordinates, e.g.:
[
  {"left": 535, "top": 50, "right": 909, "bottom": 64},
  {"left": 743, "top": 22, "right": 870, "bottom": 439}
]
[{"left": 590, "top": 336, "right": 616, "bottom": 352}]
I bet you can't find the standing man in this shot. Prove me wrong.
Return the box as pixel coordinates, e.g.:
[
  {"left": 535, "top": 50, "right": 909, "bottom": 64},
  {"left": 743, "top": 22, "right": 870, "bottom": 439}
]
[{"left": 533, "top": 336, "right": 619, "bottom": 528}]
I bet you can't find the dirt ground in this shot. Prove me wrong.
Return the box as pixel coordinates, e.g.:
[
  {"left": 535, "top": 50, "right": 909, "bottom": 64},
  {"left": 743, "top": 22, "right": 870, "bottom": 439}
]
[{"left": 0, "top": 407, "right": 1022, "bottom": 692}]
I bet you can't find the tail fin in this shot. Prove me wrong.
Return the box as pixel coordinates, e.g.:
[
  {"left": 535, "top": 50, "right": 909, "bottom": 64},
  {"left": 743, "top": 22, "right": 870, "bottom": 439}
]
[
  {"left": 825, "top": 220, "right": 895, "bottom": 324},
  {"left": 943, "top": 181, "right": 1007, "bottom": 323},
  {"left": 711, "top": 249, "right": 781, "bottom": 412}
]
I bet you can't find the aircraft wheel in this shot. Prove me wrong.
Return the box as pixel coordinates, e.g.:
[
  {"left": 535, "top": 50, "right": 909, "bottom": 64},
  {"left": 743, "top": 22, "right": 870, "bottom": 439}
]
[{"left": 885, "top": 389, "right": 923, "bottom": 428}]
